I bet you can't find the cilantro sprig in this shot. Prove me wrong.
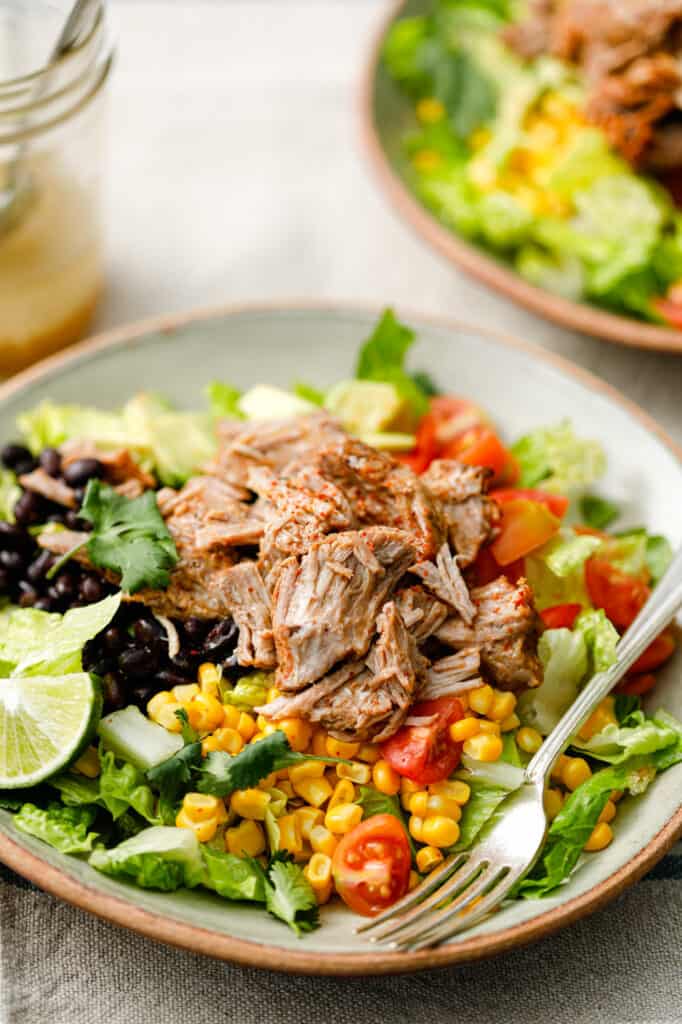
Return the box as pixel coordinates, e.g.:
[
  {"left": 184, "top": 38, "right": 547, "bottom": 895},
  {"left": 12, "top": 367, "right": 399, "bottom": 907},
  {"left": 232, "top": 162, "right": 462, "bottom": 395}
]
[
  {"left": 80, "top": 480, "right": 178, "bottom": 594},
  {"left": 265, "top": 853, "right": 319, "bottom": 935}
]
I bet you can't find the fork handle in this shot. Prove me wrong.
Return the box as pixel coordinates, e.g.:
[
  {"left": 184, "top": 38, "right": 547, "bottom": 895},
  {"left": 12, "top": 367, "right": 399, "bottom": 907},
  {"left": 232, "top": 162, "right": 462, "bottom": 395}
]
[{"left": 526, "top": 545, "right": 682, "bottom": 786}]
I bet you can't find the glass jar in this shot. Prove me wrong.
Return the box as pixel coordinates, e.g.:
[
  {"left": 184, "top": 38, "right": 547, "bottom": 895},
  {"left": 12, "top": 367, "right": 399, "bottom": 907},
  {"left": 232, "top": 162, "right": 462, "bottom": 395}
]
[{"left": 0, "top": 0, "right": 114, "bottom": 376}]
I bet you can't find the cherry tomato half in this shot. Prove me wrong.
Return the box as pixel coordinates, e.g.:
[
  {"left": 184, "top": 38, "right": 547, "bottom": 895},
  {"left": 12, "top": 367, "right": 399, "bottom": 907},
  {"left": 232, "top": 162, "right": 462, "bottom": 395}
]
[
  {"left": 540, "top": 603, "right": 582, "bottom": 630},
  {"left": 614, "top": 673, "right": 658, "bottom": 697},
  {"left": 653, "top": 298, "right": 682, "bottom": 330},
  {"left": 381, "top": 697, "right": 464, "bottom": 784},
  {"left": 471, "top": 546, "right": 525, "bottom": 586},
  {"left": 490, "top": 499, "right": 561, "bottom": 566},
  {"left": 491, "top": 487, "right": 569, "bottom": 519},
  {"left": 629, "top": 628, "right": 676, "bottom": 674},
  {"left": 442, "top": 426, "right": 519, "bottom": 485},
  {"left": 332, "top": 814, "right": 411, "bottom": 917},
  {"left": 394, "top": 413, "right": 438, "bottom": 474},
  {"left": 585, "top": 556, "right": 650, "bottom": 630}
]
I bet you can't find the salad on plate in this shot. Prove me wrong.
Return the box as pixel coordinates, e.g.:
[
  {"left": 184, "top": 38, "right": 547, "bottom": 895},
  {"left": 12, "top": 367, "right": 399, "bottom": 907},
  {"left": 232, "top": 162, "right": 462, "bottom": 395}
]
[
  {"left": 382, "top": 0, "right": 682, "bottom": 328},
  {"left": 0, "top": 309, "right": 680, "bottom": 935}
]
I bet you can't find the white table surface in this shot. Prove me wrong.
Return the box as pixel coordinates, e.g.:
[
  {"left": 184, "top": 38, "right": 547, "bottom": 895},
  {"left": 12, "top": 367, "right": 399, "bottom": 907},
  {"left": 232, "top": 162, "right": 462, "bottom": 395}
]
[{"left": 101, "top": 0, "right": 682, "bottom": 443}]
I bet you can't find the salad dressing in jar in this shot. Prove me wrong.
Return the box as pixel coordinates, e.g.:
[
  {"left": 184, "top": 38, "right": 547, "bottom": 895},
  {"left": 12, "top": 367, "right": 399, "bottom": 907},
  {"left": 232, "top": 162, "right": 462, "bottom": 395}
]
[{"left": 0, "top": 0, "right": 114, "bottom": 377}]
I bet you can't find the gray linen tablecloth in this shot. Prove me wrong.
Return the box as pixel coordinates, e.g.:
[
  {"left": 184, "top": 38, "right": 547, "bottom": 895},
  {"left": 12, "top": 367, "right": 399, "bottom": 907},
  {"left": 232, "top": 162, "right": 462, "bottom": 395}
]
[{"left": 1, "top": 2, "right": 682, "bottom": 1021}]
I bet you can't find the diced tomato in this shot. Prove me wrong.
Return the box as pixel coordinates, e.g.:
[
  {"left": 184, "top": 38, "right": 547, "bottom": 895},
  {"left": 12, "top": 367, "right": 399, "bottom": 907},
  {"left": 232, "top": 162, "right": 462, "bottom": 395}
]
[
  {"left": 442, "top": 425, "right": 518, "bottom": 484},
  {"left": 653, "top": 298, "right": 682, "bottom": 330},
  {"left": 490, "top": 499, "right": 561, "bottom": 566},
  {"left": 427, "top": 396, "right": 489, "bottom": 447},
  {"left": 381, "top": 697, "right": 464, "bottom": 784},
  {"left": 585, "top": 555, "right": 650, "bottom": 630},
  {"left": 540, "top": 603, "right": 582, "bottom": 630},
  {"left": 331, "top": 814, "right": 411, "bottom": 917},
  {"left": 491, "top": 488, "right": 569, "bottom": 519},
  {"left": 471, "top": 546, "right": 525, "bottom": 586},
  {"left": 614, "top": 673, "right": 657, "bottom": 697},
  {"left": 629, "top": 628, "right": 676, "bottom": 674},
  {"left": 393, "top": 412, "right": 439, "bottom": 473}
]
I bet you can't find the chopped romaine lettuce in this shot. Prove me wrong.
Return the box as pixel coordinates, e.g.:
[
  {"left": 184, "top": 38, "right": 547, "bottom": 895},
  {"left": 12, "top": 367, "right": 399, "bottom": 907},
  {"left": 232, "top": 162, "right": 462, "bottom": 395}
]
[
  {"left": 524, "top": 530, "right": 599, "bottom": 610},
  {"left": 518, "top": 627, "right": 587, "bottom": 736},
  {"left": 516, "top": 247, "right": 584, "bottom": 301},
  {"left": 0, "top": 469, "right": 20, "bottom": 522},
  {"left": 573, "top": 709, "right": 682, "bottom": 765},
  {"left": 511, "top": 420, "right": 606, "bottom": 494},
  {"left": 292, "top": 381, "right": 325, "bottom": 406},
  {"left": 14, "top": 801, "right": 98, "bottom": 853},
  {"left": 574, "top": 608, "right": 619, "bottom": 673},
  {"left": 0, "top": 593, "right": 120, "bottom": 677},
  {"left": 17, "top": 402, "right": 130, "bottom": 453},
  {"left": 579, "top": 494, "right": 620, "bottom": 530},
  {"left": 202, "top": 846, "right": 266, "bottom": 902},
  {"left": 97, "top": 749, "right": 162, "bottom": 824},
  {"left": 645, "top": 534, "right": 673, "bottom": 584},
  {"left": 542, "top": 532, "right": 602, "bottom": 579},
  {"left": 98, "top": 706, "right": 184, "bottom": 771},
  {"left": 355, "top": 309, "right": 429, "bottom": 422},
  {"left": 89, "top": 825, "right": 205, "bottom": 891},
  {"left": 450, "top": 779, "right": 510, "bottom": 852},
  {"left": 205, "top": 381, "right": 244, "bottom": 421}
]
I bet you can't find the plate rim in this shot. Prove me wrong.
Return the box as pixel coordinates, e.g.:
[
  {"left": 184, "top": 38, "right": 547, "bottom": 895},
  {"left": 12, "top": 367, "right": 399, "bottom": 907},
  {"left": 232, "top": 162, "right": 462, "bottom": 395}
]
[
  {"left": 0, "top": 297, "right": 681, "bottom": 975},
  {"left": 359, "top": 0, "right": 682, "bottom": 355}
]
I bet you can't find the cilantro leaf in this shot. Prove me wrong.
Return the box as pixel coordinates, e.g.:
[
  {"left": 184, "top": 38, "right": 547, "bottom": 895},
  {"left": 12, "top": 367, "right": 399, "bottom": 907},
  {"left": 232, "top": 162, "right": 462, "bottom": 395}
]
[
  {"left": 355, "top": 309, "right": 429, "bottom": 420},
  {"left": 265, "top": 855, "right": 319, "bottom": 935},
  {"left": 80, "top": 480, "right": 178, "bottom": 594},
  {"left": 146, "top": 741, "right": 203, "bottom": 821},
  {"left": 196, "top": 731, "right": 349, "bottom": 797},
  {"left": 175, "top": 707, "right": 198, "bottom": 745}
]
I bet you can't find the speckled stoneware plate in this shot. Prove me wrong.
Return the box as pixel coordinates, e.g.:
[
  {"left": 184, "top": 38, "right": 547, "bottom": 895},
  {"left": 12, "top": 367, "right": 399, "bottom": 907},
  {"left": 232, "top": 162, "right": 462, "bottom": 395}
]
[
  {"left": 0, "top": 303, "right": 680, "bottom": 975},
  {"left": 361, "top": 0, "right": 682, "bottom": 354}
]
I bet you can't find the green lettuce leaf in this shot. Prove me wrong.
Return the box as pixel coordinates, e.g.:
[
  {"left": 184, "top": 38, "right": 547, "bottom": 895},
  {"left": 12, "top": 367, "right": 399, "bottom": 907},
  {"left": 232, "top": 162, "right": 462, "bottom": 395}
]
[
  {"left": 518, "top": 627, "right": 588, "bottom": 736},
  {"left": 292, "top": 382, "right": 325, "bottom": 406},
  {"left": 524, "top": 530, "right": 599, "bottom": 610},
  {"left": 450, "top": 779, "right": 510, "bottom": 852},
  {"left": 205, "top": 381, "right": 244, "bottom": 421},
  {"left": 201, "top": 846, "right": 267, "bottom": 902},
  {"left": 516, "top": 246, "right": 585, "bottom": 301},
  {"left": 355, "top": 309, "right": 429, "bottom": 421},
  {"left": 48, "top": 773, "right": 102, "bottom": 807},
  {"left": 573, "top": 710, "right": 682, "bottom": 765},
  {"left": 14, "top": 801, "right": 98, "bottom": 853},
  {"left": 579, "top": 495, "right": 620, "bottom": 530},
  {"left": 89, "top": 825, "right": 206, "bottom": 891},
  {"left": 0, "top": 593, "right": 120, "bottom": 676},
  {"left": 98, "top": 749, "right": 162, "bottom": 824},
  {"left": 512, "top": 420, "right": 606, "bottom": 494},
  {"left": 17, "top": 402, "right": 131, "bottom": 453},
  {"left": 0, "top": 470, "right": 20, "bottom": 522},
  {"left": 574, "top": 608, "right": 619, "bottom": 673},
  {"left": 264, "top": 856, "right": 318, "bottom": 936},
  {"left": 645, "top": 535, "right": 674, "bottom": 584}
]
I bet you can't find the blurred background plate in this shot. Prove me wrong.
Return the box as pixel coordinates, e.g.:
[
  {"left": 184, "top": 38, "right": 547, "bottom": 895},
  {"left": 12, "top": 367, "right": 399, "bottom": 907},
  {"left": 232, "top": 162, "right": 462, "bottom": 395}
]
[
  {"left": 0, "top": 302, "right": 680, "bottom": 973},
  {"left": 361, "top": 0, "right": 682, "bottom": 354}
]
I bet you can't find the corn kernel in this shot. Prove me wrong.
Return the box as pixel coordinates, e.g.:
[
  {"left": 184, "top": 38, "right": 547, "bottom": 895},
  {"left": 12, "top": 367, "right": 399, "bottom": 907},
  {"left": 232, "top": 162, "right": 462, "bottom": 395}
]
[
  {"left": 295, "top": 806, "right": 324, "bottom": 840},
  {"left": 551, "top": 754, "right": 571, "bottom": 781},
  {"left": 309, "top": 825, "right": 338, "bottom": 856},
  {"left": 598, "top": 799, "right": 617, "bottom": 824},
  {"left": 230, "top": 788, "right": 271, "bottom": 821},
  {"left": 212, "top": 727, "right": 244, "bottom": 756},
  {"left": 517, "top": 727, "right": 543, "bottom": 754},
  {"left": 416, "top": 845, "right": 444, "bottom": 873},
  {"left": 561, "top": 757, "right": 591, "bottom": 791},
  {"left": 221, "top": 704, "right": 241, "bottom": 729},
  {"left": 172, "top": 683, "right": 200, "bottom": 703},
  {"left": 426, "top": 795, "right": 462, "bottom": 821},
  {"left": 370, "top": 760, "right": 399, "bottom": 796},
  {"left": 289, "top": 760, "right": 326, "bottom": 785},
  {"left": 468, "top": 684, "right": 494, "bottom": 716},
  {"left": 146, "top": 691, "right": 175, "bottom": 722},
  {"left": 429, "top": 780, "right": 471, "bottom": 805},
  {"left": 413, "top": 148, "right": 442, "bottom": 173},
  {"left": 176, "top": 808, "right": 217, "bottom": 843},
  {"left": 543, "top": 788, "right": 564, "bottom": 821},
  {"left": 416, "top": 96, "right": 445, "bottom": 124},
  {"left": 311, "top": 729, "right": 328, "bottom": 756},
  {"left": 250, "top": 731, "right": 265, "bottom": 744},
  {"left": 236, "top": 712, "right": 256, "bottom": 741},
  {"left": 578, "top": 697, "right": 617, "bottom": 741},
  {"left": 409, "top": 815, "right": 424, "bottom": 842},
  {"left": 292, "top": 776, "right": 333, "bottom": 808},
  {"left": 463, "top": 733, "right": 503, "bottom": 762},
  {"left": 225, "top": 820, "right": 265, "bottom": 857},
  {"left": 421, "top": 815, "right": 460, "bottom": 848},
  {"left": 500, "top": 713, "right": 520, "bottom": 733},
  {"left": 337, "top": 761, "right": 371, "bottom": 785},
  {"left": 186, "top": 692, "right": 224, "bottom": 733},
  {"left": 201, "top": 735, "right": 220, "bottom": 755},
  {"left": 278, "top": 813, "right": 303, "bottom": 854},
  {"left": 488, "top": 691, "right": 517, "bottom": 722},
  {"left": 198, "top": 663, "right": 221, "bottom": 697},
  {"left": 584, "top": 822, "right": 613, "bottom": 852},
  {"left": 278, "top": 780, "right": 295, "bottom": 799},
  {"left": 479, "top": 719, "right": 501, "bottom": 735},
  {"left": 258, "top": 771, "right": 279, "bottom": 790},
  {"left": 401, "top": 778, "right": 421, "bottom": 810},
  {"left": 325, "top": 801, "right": 362, "bottom": 835},
  {"left": 408, "top": 870, "right": 420, "bottom": 890},
  {"left": 326, "top": 737, "right": 360, "bottom": 759},
  {"left": 304, "top": 853, "right": 333, "bottom": 903},
  {"left": 409, "top": 791, "right": 429, "bottom": 817},
  {"left": 276, "top": 717, "right": 313, "bottom": 752},
  {"left": 450, "top": 717, "right": 481, "bottom": 742},
  {"left": 183, "top": 792, "right": 223, "bottom": 823},
  {"left": 358, "top": 743, "right": 381, "bottom": 764},
  {"left": 156, "top": 701, "right": 184, "bottom": 732},
  {"left": 611, "top": 790, "right": 624, "bottom": 803},
  {"left": 73, "top": 746, "right": 100, "bottom": 778},
  {"left": 328, "top": 779, "right": 356, "bottom": 810}
]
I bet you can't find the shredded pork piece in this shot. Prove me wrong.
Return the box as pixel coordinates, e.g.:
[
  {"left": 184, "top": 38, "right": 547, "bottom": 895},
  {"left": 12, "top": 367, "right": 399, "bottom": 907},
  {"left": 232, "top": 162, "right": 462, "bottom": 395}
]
[
  {"left": 272, "top": 526, "right": 417, "bottom": 691},
  {"left": 393, "top": 585, "right": 450, "bottom": 642},
  {"left": 419, "top": 648, "right": 483, "bottom": 701},
  {"left": 421, "top": 461, "right": 499, "bottom": 566},
  {"left": 411, "top": 543, "right": 476, "bottom": 624},
  {"left": 220, "top": 561, "right": 276, "bottom": 668},
  {"left": 19, "top": 469, "right": 77, "bottom": 508},
  {"left": 60, "top": 441, "right": 157, "bottom": 489}
]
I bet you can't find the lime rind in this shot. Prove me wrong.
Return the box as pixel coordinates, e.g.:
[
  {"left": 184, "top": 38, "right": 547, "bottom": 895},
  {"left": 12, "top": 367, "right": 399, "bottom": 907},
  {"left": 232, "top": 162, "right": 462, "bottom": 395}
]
[{"left": 0, "top": 673, "right": 101, "bottom": 788}]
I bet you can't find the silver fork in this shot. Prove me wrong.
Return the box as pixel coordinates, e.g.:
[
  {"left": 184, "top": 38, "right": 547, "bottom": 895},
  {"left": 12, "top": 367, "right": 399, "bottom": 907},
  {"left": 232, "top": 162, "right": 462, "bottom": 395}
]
[{"left": 357, "top": 545, "right": 682, "bottom": 951}]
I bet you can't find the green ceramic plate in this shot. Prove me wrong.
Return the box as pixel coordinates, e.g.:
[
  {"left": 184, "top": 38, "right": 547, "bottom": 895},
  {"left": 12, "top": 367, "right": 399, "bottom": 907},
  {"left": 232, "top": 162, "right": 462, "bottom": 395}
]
[
  {"left": 0, "top": 303, "right": 680, "bottom": 974},
  {"left": 361, "top": 0, "right": 682, "bottom": 354}
]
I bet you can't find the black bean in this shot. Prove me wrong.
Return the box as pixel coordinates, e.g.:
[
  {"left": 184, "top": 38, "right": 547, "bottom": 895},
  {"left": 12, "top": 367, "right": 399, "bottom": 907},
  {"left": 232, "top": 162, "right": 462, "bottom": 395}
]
[
  {"left": 0, "top": 521, "right": 32, "bottom": 553},
  {"left": 18, "top": 583, "right": 39, "bottom": 607},
  {"left": 64, "top": 510, "right": 89, "bottom": 531},
  {"left": 63, "top": 458, "right": 104, "bottom": 488},
  {"left": 203, "top": 618, "right": 238, "bottom": 658},
  {"left": 14, "top": 457, "right": 38, "bottom": 476},
  {"left": 34, "top": 597, "right": 53, "bottom": 611},
  {"left": 102, "top": 625, "right": 126, "bottom": 654},
  {"left": 1, "top": 443, "right": 33, "bottom": 470},
  {"left": 26, "top": 550, "right": 55, "bottom": 582},
  {"left": 170, "top": 650, "right": 200, "bottom": 673},
  {"left": 131, "top": 685, "right": 155, "bottom": 707},
  {"left": 39, "top": 448, "right": 62, "bottom": 477},
  {"left": 183, "top": 617, "right": 208, "bottom": 642},
  {"left": 102, "top": 673, "right": 126, "bottom": 711},
  {"left": 155, "top": 668, "right": 195, "bottom": 689},
  {"left": 0, "top": 549, "right": 25, "bottom": 574},
  {"left": 54, "top": 572, "right": 77, "bottom": 598},
  {"left": 0, "top": 567, "right": 11, "bottom": 592},
  {"left": 133, "top": 619, "right": 161, "bottom": 646},
  {"left": 118, "top": 646, "right": 159, "bottom": 678},
  {"left": 80, "top": 575, "right": 103, "bottom": 603},
  {"left": 13, "top": 490, "right": 45, "bottom": 526}
]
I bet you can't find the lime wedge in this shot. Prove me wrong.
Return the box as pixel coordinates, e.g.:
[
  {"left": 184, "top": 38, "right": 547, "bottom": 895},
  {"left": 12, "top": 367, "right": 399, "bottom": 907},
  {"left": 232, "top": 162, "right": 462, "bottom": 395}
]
[{"left": 0, "top": 673, "right": 101, "bottom": 788}]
